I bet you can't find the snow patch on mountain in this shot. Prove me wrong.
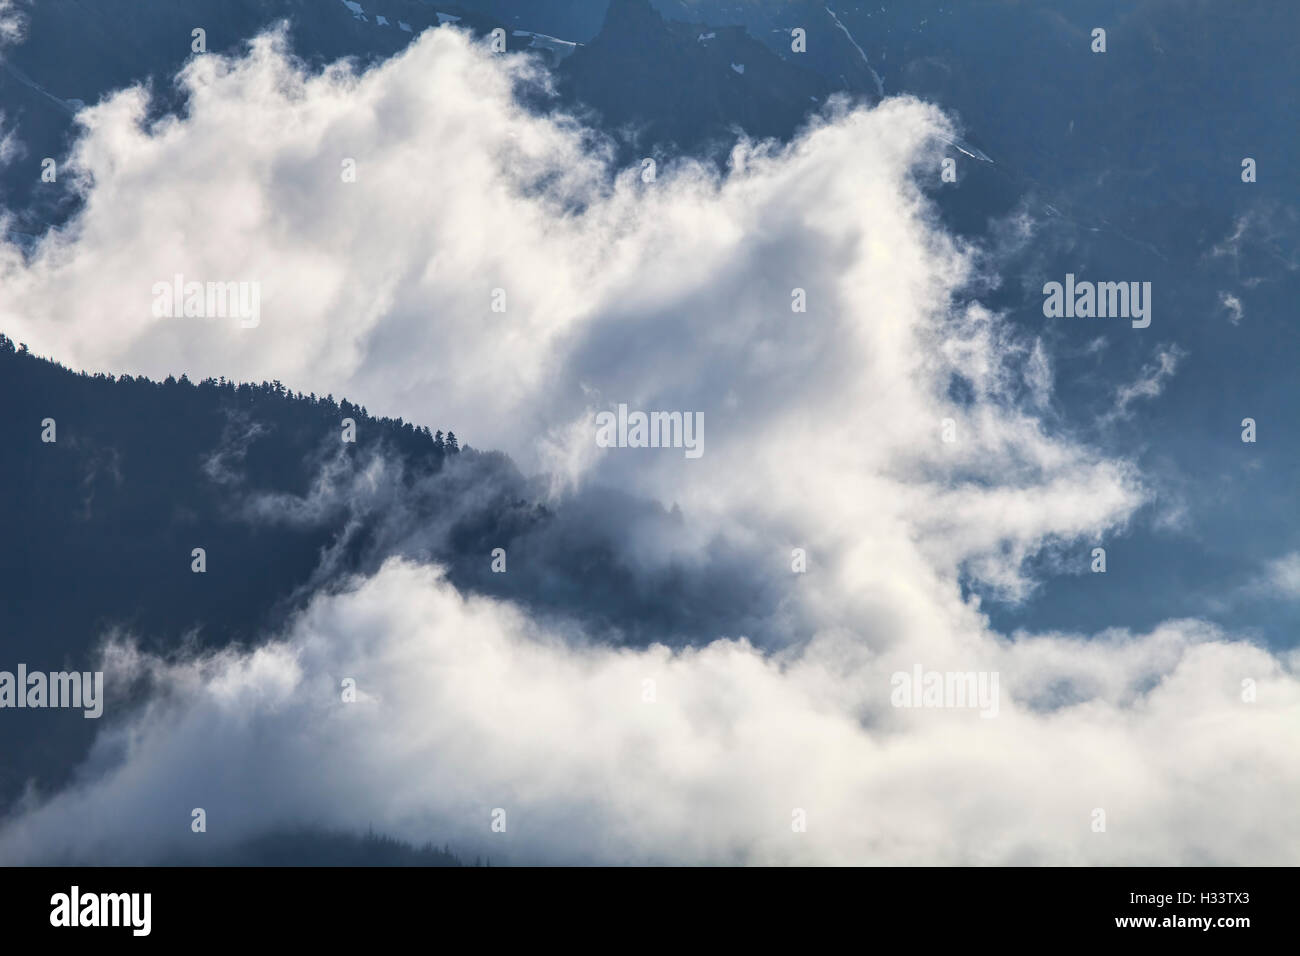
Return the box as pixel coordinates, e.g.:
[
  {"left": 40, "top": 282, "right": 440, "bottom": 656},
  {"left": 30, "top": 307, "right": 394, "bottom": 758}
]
[{"left": 826, "top": 7, "right": 884, "bottom": 97}]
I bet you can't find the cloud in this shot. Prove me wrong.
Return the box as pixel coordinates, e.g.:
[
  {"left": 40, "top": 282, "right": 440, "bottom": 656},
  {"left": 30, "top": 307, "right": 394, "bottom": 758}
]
[
  {"left": 1, "top": 560, "right": 1297, "bottom": 865},
  {"left": 1260, "top": 552, "right": 1300, "bottom": 601},
  {"left": 0, "top": 25, "right": 1148, "bottom": 596},
  {"left": 1105, "top": 344, "right": 1185, "bottom": 422},
  {"left": 1218, "top": 291, "right": 1244, "bottom": 325},
  {"left": 0, "top": 0, "right": 25, "bottom": 46},
  {"left": 1207, "top": 208, "right": 1300, "bottom": 285},
  {"left": 0, "top": 25, "right": 1296, "bottom": 864}
]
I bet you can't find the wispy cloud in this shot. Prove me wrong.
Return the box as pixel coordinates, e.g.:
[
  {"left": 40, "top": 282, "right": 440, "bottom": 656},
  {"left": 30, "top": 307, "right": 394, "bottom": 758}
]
[
  {"left": 1262, "top": 552, "right": 1300, "bottom": 601},
  {"left": 1218, "top": 291, "right": 1244, "bottom": 325},
  {"left": 0, "top": 0, "right": 25, "bottom": 46},
  {"left": 1105, "top": 344, "right": 1185, "bottom": 422}
]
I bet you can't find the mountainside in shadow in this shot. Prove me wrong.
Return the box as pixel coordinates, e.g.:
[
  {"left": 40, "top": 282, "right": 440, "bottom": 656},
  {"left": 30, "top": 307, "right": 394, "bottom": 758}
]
[
  {"left": 556, "top": 0, "right": 833, "bottom": 157},
  {"left": 0, "top": 335, "right": 795, "bottom": 811},
  {"left": 456, "top": 0, "right": 886, "bottom": 97},
  {"left": 164, "top": 827, "right": 472, "bottom": 866},
  {"left": 0, "top": 332, "right": 467, "bottom": 804}
]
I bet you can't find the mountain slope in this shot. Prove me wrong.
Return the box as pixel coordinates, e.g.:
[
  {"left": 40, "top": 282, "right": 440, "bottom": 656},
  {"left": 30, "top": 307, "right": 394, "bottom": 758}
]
[
  {"left": 556, "top": 0, "right": 832, "bottom": 155},
  {"left": 0, "top": 335, "right": 792, "bottom": 808}
]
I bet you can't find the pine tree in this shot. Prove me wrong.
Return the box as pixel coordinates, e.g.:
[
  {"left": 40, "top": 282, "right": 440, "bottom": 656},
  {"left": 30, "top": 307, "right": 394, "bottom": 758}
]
[{"left": 446, "top": 431, "right": 459, "bottom": 454}]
